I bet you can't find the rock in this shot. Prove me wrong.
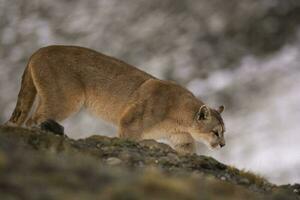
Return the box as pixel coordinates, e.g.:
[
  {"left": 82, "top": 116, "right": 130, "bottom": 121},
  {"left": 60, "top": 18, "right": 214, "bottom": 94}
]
[
  {"left": 0, "top": 126, "right": 299, "bottom": 199},
  {"left": 140, "top": 139, "right": 174, "bottom": 152},
  {"left": 40, "top": 119, "right": 65, "bottom": 136},
  {"left": 106, "top": 157, "right": 122, "bottom": 165},
  {"left": 239, "top": 178, "right": 251, "bottom": 185},
  {"left": 167, "top": 152, "right": 180, "bottom": 163}
]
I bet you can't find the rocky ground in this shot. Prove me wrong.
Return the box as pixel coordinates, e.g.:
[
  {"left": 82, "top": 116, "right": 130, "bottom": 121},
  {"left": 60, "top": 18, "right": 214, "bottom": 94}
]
[{"left": 0, "top": 126, "right": 299, "bottom": 200}]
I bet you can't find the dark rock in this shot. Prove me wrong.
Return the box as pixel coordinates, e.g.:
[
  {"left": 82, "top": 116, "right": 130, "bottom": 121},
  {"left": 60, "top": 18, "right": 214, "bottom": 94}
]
[{"left": 40, "top": 119, "right": 64, "bottom": 136}]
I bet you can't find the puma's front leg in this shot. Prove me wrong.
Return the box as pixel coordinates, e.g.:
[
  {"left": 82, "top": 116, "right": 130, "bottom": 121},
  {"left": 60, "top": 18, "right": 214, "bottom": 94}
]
[
  {"left": 169, "top": 132, "right": 196, "bottom": 154},
  {"left": 118, "top": 103, "right": 144, "bottom": 141}
]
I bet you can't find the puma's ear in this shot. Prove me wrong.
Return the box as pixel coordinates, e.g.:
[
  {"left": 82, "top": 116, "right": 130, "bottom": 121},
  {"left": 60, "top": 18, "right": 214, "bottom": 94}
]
[
  {"left": 198, "top": 105, "right": 211, "bottom": 120},
  {"left": 217, "top": 105, "right": 225, "bottom": 114}
]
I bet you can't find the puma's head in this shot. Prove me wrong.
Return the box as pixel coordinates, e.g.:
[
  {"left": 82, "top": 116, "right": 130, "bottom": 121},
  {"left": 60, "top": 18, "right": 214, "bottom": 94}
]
[{"left": 189, "top": 105, "right": 226, "bottom": 149}]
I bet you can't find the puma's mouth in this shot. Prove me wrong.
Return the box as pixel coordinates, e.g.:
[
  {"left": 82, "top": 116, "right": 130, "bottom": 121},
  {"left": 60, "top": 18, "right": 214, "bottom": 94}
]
[{"left": 210, "top": 142, "right": 221, "bottom": 149}]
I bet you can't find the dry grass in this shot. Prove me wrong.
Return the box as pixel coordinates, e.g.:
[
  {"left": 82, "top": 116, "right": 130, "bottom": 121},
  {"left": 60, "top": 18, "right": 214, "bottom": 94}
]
[{"left": 227, "top": 165, "right": 272, "bottom": 188}]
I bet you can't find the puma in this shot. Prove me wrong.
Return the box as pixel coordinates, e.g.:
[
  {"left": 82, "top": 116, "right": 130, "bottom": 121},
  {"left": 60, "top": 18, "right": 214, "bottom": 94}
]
[{"left": 6, "top": 45, "right": 226, "bottom": 153}]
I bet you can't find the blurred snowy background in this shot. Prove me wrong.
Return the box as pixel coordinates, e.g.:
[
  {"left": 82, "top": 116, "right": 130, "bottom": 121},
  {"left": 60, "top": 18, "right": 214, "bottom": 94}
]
[{"left": 0, "top": 0, "right": 299, "bottom": 184}]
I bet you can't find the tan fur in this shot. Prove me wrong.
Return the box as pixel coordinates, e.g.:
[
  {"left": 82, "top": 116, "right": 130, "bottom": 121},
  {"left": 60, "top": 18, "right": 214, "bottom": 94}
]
[{"left": 6, "top": 45, "right": 226, "bottom": 153}]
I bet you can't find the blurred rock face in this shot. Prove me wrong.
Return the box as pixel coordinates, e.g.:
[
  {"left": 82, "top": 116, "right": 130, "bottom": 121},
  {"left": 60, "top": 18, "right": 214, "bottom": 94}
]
[{"left": 0, "top": 0, "right": 300, "bottom": 184}]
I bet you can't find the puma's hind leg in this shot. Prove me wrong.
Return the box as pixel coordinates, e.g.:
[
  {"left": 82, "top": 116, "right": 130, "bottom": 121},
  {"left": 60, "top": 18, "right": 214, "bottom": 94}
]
[
  {"left": 25, "top": 92, "right": 84, "bottom": 127},
  {"left": 25, "top": 64, "right": 85, "bottom": 127}
]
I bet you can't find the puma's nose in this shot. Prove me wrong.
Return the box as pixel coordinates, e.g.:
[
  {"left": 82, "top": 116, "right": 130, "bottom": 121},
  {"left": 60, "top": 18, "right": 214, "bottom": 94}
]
[{"left": 220, "top": 143, "right": 225, "bottom": 148}]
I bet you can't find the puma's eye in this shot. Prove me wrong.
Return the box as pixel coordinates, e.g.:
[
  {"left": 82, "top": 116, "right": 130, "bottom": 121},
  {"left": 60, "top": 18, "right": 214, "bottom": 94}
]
[{"left": 212, "top": 130, "right": 219, "bottom": 137}]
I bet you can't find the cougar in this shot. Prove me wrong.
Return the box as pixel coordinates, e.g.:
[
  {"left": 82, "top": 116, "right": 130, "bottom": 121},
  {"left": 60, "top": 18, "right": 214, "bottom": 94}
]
[{"left": 6, "top": 45, "right": 226, "bottom": 154}]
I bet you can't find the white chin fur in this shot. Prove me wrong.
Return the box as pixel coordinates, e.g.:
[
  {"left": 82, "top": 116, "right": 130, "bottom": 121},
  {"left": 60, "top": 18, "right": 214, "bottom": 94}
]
[
  {"left": 190, "top": 135, "right": 220, "bottom": 150},
  {"left": 190, "top": 134, "right": 212, "bottom": 149}
]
